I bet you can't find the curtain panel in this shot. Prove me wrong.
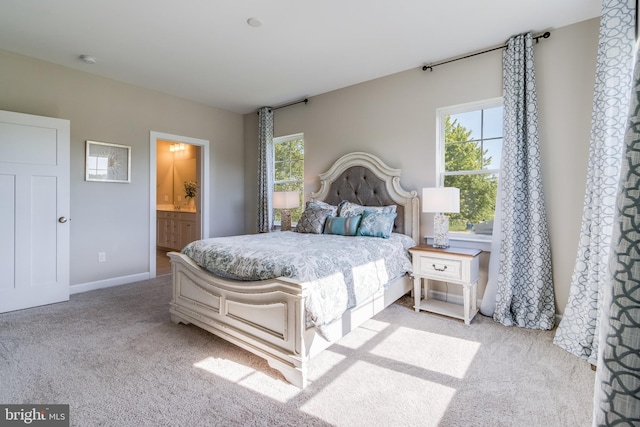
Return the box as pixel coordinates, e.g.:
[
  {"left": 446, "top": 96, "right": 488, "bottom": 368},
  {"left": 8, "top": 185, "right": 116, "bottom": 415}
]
[
  {"left": 257, "top": 107, "right": 274, "bottom": 233},
  {"left": 491, "top": 32, "right": 555, "bottom": 330},
  {"left": 592, "top": 39, "right": 640, "bottom": 427},
  {"left": 554, "top": 0, "right": 636, "bottom": 365}
]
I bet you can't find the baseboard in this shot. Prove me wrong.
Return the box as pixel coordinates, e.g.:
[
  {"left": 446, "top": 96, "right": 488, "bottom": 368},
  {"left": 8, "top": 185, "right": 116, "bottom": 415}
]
[
  {"left": 555, "top": 313, "right": 563, "bottom": 326},
  {"left": 70, "top": 272, "right": 150, "bottom": 295}
]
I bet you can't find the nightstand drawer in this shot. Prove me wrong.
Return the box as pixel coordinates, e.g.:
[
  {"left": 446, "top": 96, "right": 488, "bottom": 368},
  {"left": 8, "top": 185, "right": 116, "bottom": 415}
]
[{"left": 417, "top": 255, "right": 462, "bottom": 281}]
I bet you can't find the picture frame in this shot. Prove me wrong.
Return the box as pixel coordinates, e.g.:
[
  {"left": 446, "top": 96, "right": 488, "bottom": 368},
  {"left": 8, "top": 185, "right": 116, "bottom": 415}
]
[{"left": 85, "top": 140, "right": 131, "bottom": 183}]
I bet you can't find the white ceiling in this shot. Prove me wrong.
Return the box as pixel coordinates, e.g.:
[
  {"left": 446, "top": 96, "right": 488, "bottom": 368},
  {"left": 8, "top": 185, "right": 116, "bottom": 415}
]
[{"left": 0, "top": 1, "right": 602, "bottom": 114}]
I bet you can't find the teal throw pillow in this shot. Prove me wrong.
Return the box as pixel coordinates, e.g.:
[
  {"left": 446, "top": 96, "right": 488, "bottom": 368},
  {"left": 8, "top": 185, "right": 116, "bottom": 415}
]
[{"left": 356, "top": 210, "right": 397, "bottom": 238}]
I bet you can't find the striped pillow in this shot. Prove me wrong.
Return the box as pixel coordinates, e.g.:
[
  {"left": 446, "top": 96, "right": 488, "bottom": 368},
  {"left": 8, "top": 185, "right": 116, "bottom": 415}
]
[{"left": 323, "top": 215, "right": 362, "bottom": 236}]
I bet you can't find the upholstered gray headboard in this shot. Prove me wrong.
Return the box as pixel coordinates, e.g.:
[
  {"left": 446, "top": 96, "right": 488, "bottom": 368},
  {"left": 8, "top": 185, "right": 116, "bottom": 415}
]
[
  {"left": 321, "top": 166, "right": 406, "bottom": 234},
  {"left": 310, "top": 152, "right": 420, "bottom": 243}
]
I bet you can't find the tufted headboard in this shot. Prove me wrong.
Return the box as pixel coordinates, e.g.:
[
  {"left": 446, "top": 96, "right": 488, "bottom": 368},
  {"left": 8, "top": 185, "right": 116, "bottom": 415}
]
[{"left": 310, "top": 152, "right": 420, "bottom": 243}]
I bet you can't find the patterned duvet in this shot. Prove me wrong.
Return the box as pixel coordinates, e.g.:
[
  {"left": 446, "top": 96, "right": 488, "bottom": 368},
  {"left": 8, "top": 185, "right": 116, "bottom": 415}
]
[{"left": 182, "top": 231, "right": 415, "bottom": 337}]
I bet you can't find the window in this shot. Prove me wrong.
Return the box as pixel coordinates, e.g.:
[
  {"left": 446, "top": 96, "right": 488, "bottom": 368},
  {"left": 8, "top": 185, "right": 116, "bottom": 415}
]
[
  {"left": 274, "top": 133, "right": 304, "bottom": 224},
  {"left": 437, "top": 99, "right": 503, "bottom": 237}
]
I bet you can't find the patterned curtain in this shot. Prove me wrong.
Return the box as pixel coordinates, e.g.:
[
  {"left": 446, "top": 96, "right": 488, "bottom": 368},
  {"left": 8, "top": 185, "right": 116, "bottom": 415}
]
[
  {"left": 492, "top": 33, "right": 555, "bottom": 330},
  {"left": 554, "top": 0, "right": 635, "bottom": 365},
  {"left": 257, "top": 107, "right": 274, "bottom": 233},
  {"left": 593, "top": 44, "right": 640, "bottom": 424}
]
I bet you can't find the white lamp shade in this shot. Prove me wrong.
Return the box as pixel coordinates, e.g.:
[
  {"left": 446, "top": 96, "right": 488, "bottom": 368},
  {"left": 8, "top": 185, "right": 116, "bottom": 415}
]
[
  {"left": 273, "top": 191, "right": 300, "bottom": 209},
  {"left": 422, "top": 187, "right": 460, "bottom": 213}
]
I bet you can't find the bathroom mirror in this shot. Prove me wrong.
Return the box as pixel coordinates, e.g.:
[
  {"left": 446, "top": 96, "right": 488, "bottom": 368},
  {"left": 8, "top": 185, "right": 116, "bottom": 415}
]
[{"left": 156, "top": 140, "right": 198, "bottom": 208}]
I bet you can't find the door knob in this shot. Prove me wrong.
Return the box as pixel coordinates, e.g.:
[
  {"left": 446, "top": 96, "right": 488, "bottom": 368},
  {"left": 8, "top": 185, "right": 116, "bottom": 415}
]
[{"left": 58, "top": 217, "right": 68, "bottom": 223}]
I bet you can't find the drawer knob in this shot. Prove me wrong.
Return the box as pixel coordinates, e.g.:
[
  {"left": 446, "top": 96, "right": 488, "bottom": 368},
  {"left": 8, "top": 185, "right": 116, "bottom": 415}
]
[{"left": 432, "top": 264, "right": 447, "bottom": 272}]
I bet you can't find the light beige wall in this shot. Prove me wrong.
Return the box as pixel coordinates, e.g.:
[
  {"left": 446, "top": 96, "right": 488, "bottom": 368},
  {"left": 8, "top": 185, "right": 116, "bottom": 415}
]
[
  {"left": 244, "top": 18, "right": 599, "bottom": 314},
  {"left": 0, "top": 49, "right": 245, "bottom": 286}
]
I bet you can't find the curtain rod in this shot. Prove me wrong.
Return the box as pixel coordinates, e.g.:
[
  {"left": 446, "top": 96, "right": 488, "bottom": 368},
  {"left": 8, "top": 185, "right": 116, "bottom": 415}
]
[
  {"left": 422, "top": 31, "right": 551, "bottom": 72},
  {"left": 257, "top": 98, "right": 308, "bottom": 114}
]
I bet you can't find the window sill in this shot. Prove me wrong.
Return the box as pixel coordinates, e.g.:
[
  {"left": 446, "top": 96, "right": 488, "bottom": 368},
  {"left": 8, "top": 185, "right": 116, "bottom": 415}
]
[{"left": 424, "top": 235, "right": 492, "bottom": 252}]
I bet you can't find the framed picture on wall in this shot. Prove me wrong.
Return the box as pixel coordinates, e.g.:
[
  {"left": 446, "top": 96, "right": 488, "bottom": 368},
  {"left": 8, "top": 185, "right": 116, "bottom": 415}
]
[{"left": 85, "top": 140, "right": 131, "bottom": 183}]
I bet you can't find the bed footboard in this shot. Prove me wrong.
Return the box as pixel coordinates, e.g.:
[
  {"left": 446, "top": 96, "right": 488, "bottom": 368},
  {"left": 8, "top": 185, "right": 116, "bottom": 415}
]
[
  {"left": 168, "top": 251, "right": 411, "bottom": 388},
  {"left": 168, "top": 252, "right": 312, "bottom": 387}
]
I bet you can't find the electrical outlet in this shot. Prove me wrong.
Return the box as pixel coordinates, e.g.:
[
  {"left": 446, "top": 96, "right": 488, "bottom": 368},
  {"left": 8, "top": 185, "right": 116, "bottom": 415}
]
[
  {"left": 98, "top": 252, "right": 106, "bottom": 263},
  {"left": 164, "top": 195, "right": 169, "bottom": 201}
]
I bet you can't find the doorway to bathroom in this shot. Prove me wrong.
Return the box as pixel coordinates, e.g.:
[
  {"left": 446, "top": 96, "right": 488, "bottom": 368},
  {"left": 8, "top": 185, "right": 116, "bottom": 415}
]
[{"left": 149, "top": 131, "right": 210, "bottom": 278}]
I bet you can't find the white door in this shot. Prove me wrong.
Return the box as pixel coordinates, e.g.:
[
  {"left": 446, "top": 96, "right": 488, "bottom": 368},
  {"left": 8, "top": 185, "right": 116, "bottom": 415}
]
[{"left": 0, "top": 110, "right": 70, "bottom": 313}]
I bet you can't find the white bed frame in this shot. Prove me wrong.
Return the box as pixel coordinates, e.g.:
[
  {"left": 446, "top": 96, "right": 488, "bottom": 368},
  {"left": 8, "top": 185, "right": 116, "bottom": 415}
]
[{"left": 169, "top": 152, "right": 419, "bottom": 388}]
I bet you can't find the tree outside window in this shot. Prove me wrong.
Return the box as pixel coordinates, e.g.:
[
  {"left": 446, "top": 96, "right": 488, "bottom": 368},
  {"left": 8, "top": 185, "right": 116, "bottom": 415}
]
[
  {"left": 274, "top": 134, "right": 304, "bottom": 223},
  {"left": 438, "top": 100, "right": 503, "bottom": 236}
]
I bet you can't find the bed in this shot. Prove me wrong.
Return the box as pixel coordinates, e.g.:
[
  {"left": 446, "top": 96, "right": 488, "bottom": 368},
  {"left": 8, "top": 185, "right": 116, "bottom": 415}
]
[{"left": 168, "top": 151, "right": 419, "bottom": 388}]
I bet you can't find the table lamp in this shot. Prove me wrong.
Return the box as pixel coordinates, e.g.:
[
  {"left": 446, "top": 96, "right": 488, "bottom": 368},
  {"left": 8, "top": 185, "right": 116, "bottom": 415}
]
[
  {"left": 422, "top": 187, "right": 460, "bottom": 248},
  {"left": 273, "top": 191, "right": 300, "bottom": 231}
]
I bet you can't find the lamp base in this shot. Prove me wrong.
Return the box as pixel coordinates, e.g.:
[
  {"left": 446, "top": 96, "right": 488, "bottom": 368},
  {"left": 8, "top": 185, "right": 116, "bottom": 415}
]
[
  {"left": 281, "top": 209, "right": 292, "bottom": 231},
  {"left": 433, "top": 213, "right": 450, "bottom": 248}
]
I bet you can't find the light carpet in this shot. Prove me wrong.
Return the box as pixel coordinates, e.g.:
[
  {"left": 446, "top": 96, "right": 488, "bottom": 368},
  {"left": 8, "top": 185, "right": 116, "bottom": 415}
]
[{"left": 0, "top": 276, "right": 595, "bottom": 426}]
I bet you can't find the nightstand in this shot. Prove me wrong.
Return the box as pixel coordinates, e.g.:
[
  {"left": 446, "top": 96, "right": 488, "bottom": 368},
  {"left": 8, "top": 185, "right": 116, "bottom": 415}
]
[{"left": 409, "top": 244, "right": 481, "bottom": 325}]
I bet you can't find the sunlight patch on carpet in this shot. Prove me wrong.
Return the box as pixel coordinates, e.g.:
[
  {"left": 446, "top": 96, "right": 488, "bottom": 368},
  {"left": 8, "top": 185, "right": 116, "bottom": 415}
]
[
  {"left": 335, "top": 318, "right": 390, "bottom": 350},
  {"left": 306, "top": 348, "right": 348, "bottom": 382},
  {"left": 369, "top": 326, "right": 480, "bottom": 379},
  {"left": 300, "top": 360, "right": 456, "bottom": 426},
  {"left": 193, "top": 356, "right": 299, "bottom": 401}
]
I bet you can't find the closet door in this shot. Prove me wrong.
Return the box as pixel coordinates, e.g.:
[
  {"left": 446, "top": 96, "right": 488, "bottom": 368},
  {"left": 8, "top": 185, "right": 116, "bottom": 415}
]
[{"left": 0, "top": 110, "right": 70, "bottom": 313}]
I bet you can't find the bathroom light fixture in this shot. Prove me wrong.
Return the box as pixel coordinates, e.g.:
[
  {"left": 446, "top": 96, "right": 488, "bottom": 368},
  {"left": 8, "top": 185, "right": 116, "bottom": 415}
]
[
  {"left": 79, "top": 54, "right": 97, "bottom": 64},
  {"left": 169, "top": 143, "right": 186, "bottom": 152}
]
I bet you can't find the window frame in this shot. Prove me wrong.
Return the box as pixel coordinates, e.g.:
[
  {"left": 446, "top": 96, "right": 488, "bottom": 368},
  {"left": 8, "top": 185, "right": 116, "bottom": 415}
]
[
  {"left": 435, "top": 97, "right": 503, "bottom": 242},
  {"left": 273, "top": 132, "right": 304, "bottom": 226}
]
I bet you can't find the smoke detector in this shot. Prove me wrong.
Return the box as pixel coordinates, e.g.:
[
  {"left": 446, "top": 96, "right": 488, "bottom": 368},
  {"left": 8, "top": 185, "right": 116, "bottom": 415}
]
[
  {"left": 79, "top": 55, "right": 97, "bottom": 64},
  {"left": 247, "top": 17, "right": 262, "bottom": 27}
]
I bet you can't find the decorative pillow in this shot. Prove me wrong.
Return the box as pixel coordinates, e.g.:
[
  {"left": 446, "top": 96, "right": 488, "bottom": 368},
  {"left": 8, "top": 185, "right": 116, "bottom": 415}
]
[
  {"left": 356, "top": 210, "right": 397, "bottom": 238},
  {"left": 338, "top": 201, "right": 396, "bottom": 218},
  {"left": 305, "top": 200, "right": 338, "bottom": 217},
  {"left": 295, "top": 207, "right": 334, "bottom": 234},
  {"left": 323, "top": 215, "right": 362, "bottom": 236}
]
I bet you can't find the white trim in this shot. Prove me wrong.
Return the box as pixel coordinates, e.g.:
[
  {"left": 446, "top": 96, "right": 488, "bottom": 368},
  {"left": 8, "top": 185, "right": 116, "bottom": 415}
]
[
  {"left": 437, "top": 97, "right": 504, "bottom": 116},
  {"left": 149, "top": 131, "right": 210, "bottom": 278},
  {"left": 70, "top": 272, "right": 150, "bottom": 294},
  {"left": 273, "top": 132, "right": 303, "bottom": 144}
]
